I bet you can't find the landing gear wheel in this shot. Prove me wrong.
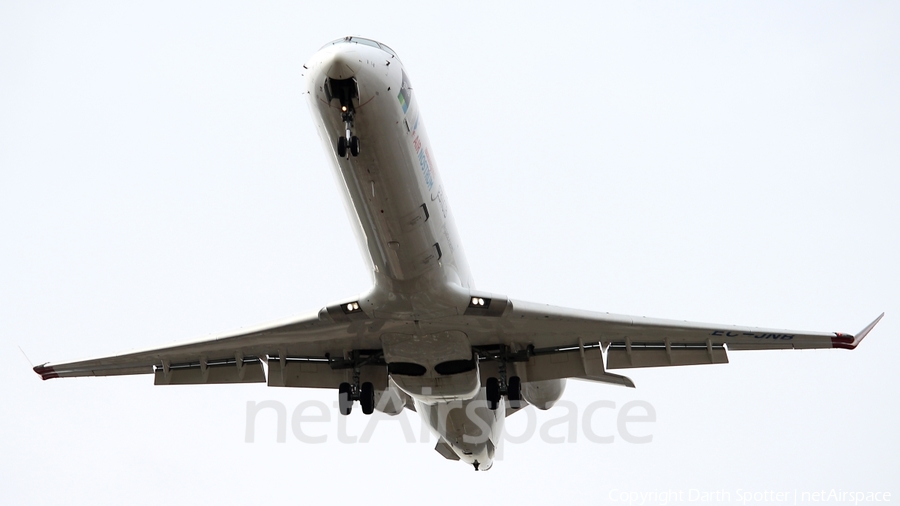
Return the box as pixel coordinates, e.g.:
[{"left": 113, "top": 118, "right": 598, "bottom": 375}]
[
  {"left": 338, "top": 382, "right": 353, "bottom": 415},
  {"left": 507, "top": 376, "right": 522, "bottom": 408},
  {"left": 486, "top": 377, "right": 500, "bottom": 411},
  {"left": 360, "top": 381, "right": 375, "bottom": 415},
  {"left": 337, "top": 136, "right": 347, "bottom": 158},
  {"left": 349, "top": 136, "right": 360, "bottom": 157}
]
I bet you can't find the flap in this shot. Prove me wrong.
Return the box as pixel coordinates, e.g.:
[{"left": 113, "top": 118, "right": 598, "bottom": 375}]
[
  {"left": 268, "top": 359, "right": 388, "bottom": 390},
  {"left": 607, "top": 342, "right": 728, "bottom": 369},
  {"left": 510, "top": 342, "right": 634, "bottom": 388},
  {"left": 154, "top": 359, "right": 266, "bottom": 385}
]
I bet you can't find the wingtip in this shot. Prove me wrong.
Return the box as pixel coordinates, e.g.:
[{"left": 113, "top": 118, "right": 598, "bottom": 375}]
[
  {"left": 33, "top": 364, "right": 58, "bottom": 380},
  {"left": 831, "top": 313, "right": 884, "bottom": 350}
]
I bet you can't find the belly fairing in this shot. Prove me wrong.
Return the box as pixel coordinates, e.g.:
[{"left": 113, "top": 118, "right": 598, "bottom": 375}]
[{"left": 381, "top": 330, "right": 480, "bottom": 402}]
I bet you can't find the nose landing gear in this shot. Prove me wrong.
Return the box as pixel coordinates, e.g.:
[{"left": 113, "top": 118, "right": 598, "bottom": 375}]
[
  {"left": 325, "top": 77, "right": 362, "bottom": 158},
  {"left": 336, "top": 105, "right": 361, "bottom": 158}
]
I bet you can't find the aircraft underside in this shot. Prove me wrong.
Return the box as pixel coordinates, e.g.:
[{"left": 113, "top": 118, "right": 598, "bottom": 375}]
[{"left": 32, "top": 36, "right": 883, "bottom": 471}]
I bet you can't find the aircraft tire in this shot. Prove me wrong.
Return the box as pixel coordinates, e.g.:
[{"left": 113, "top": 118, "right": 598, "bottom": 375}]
[
  {"left": 338, "top": 382, "right": 353, "bottom": 415},
  {"left": 337, "top": 136, "right": 347, "bottom": 158},
  {"left": 350, "top": 136, "right": 361, "bottom": 157},
  {"left": 486, "top": 377, "right": 500, "bottom": 410},
  {"left": 507, "top": 376, "right": 522, "bottom": 408},
  {"left": 360, "top": 381, "right": 375, "bottom": 415}
]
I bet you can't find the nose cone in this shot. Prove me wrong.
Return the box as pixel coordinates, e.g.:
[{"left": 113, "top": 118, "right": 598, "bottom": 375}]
[{"left": 323, "top": 50, "right": 360, "bottom": 80}]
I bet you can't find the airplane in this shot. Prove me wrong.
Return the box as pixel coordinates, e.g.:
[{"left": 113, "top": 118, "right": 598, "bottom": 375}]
[{"left": 33, "top": 36, "right": 884, "bottom": 471}]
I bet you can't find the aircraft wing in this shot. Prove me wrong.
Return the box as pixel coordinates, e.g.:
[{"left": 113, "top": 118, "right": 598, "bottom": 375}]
[
  {"left": 34, "top": 293, "right": 882, "bottom": 391},
  {"left": 33, "top": 301, "right": 386, "bottom": 388},
  {"left": 487, "top": 299, "right": 882, "bottom": 375}
]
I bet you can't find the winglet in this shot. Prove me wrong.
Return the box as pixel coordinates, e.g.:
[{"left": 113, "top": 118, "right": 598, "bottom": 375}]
[
  {"left": 33, "top": 363, "right": 58, "bottom": 380},
  {"left": 831, "top": 313, "right": 884, "bottom": 350}
]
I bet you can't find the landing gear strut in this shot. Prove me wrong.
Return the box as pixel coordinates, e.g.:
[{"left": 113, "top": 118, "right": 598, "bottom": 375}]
[
  {"left": 335, "top": 106, "right": 360, "bottom": 158},
  {"left": 329, "top": 349, "right": 381, "bottom": 416},
  {"left": 481, "top": 344, "right": 525, "bottom": 411},
  {"left": 485, "top": 372, "right": 522, "bottom": 410},
  {"left": 486, "top": 374, "right": 521, "bottom": 411},
  {"left": 326, "top": 77, "right": 362, "bottom": 159},
  {"left": 337, "top": 378, "right": 374, "bottom": 416}
]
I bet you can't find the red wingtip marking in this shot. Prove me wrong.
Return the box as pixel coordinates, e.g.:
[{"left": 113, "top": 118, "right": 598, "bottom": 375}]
[
  {"left": 33, "top": 365, "right": 57, "bottom": 380},
  {"left": 832, "top": 313, "right": 885, "bottom": 350},
  {"left": 830, "top": 338, "right": 857, "bottom": 350}
]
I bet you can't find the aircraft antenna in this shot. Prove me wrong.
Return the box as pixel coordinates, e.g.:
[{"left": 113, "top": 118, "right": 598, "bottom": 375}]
[{"left": 17, "top": 344, "right": 34, "bottom": 368}]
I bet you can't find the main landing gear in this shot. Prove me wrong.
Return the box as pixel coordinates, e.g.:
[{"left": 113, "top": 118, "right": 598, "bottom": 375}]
[
  {"left": 330, "top": 350, "right": 380, "bottom": 416},
  {"left": 485, "top": 346, "right": 522, "bottom": 411},
  {"left": 485, "top": 375, "right": 521, "bottom": 411},
  {"left": 338, "top": 379, "right": 374, "bottom": 416}
]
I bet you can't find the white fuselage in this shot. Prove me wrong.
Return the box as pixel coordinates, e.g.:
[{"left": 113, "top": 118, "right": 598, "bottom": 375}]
[{"left": 305, "top": 39, "right": 501, "bottom": 469}]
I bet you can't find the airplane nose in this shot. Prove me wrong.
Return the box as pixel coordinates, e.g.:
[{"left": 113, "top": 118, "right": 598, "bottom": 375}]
[{"left": 323, "top": 50, "right": 360, "bottom": 80}]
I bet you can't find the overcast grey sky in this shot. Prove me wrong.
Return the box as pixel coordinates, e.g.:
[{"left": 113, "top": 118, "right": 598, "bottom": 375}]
[{"left": 1, "top": 2, "right": 897, "bottom": 504}]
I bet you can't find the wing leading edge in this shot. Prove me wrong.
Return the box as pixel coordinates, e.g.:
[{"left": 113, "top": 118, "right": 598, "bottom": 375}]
[
  {"left": 32, "top": 301, "right": 376, "bottom": 385},
  {"left": 492, "top": 299, "right": 883, "bottom": 371},
  {"left": 34, "top": 292, "right": 882, "bottom": 390}
]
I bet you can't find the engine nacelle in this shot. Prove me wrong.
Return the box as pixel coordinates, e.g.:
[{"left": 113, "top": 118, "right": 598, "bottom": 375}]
[{"left": 522, "top": 379, "right": 566, "bottom": 410}]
